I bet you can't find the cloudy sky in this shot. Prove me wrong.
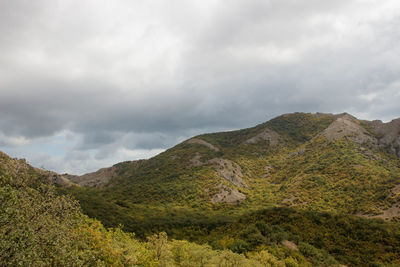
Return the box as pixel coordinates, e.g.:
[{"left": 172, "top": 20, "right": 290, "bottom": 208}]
[{"left": 1, "top": 0, "right": 399, "bottom": 174}]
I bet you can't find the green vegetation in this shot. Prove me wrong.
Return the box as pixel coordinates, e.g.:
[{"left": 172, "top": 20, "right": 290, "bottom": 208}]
[
  {"left": 3, "top": 112, "right": 400, "bottom": 266},
  {"left": 0, "top": 151, "right": 308, "bottom": 266},
  {"left": 206, "top": 207, "right": 400, "bottom": 266}
]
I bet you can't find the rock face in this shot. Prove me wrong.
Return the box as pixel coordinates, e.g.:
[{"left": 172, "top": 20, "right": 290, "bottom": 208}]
[
  {"left": 47, "top": 173, "right": 75, "bottom": 187},
  {"left": 210, "top": 185, "right": 246, "bottom": 204},
  {"left": 208, "top": 158, "right": 248, "bottom": 188},
  {"left": 366, "top": 118, "right": 400, "bottom": 157},
  {"left": 189, "top": 154, "right": 248, "bottom": 203},
  {"left": 319, "top": 113, "right": 400, "bottom": 158},
  {"left": 244, "top": 127, "right": 280, "bottom": 146},
  {"left": 319, "top": 114, "right": 400, "bottom": 158},
  {"left": 321, "top": 114, "right": 376, "bottom": 144},
  {"left": 189, "top": 154, "right": 248, "bottom": 189},
  {"left": 64, "top": 166, "right": 119, "bottom": 187}
]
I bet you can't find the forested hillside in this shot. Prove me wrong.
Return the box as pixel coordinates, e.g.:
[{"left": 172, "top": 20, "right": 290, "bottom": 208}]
[
  {"left": 2, "top": 150, "right": 321, "bottom": 266},
  {"left": 2, "top": 112, "right": 400, "bottom": 265},
  {"left": 53, "top": 112, "right": 400, "bottom": 266}
]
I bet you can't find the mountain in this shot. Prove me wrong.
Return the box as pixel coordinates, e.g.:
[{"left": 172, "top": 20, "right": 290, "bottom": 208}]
[
  {"left": 61, "top": 112, "right": 400, "bottom": 218},
  {"left": 2, "top": 112, "right": 400, "bottom": 266},
  {"left": 2, "top": 148, "right": 299, "bottom": 266},
  {"left": 53, "top": 112, "right": 400, "bottom": 266}
]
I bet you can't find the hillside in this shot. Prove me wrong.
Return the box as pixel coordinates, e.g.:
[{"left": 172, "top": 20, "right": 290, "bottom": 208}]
[
  {"left": 55, "top": 112, "right": 400, "bottom": 266},
  {"left": 3, "top": 149, "right": 309, "bottom": 266}
]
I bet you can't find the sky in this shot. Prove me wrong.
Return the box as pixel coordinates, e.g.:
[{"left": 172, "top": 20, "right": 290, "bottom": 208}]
[{"left": 1, "top": 0, "right": 400, "bottom": 174}]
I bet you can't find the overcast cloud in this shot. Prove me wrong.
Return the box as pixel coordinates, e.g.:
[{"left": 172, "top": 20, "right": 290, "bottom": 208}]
[{"left": 1, "top": 0, "right": 399, "bottom": 174}]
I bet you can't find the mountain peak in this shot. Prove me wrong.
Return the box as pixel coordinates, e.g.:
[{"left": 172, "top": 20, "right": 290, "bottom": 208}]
[{"left": 320, "top": 113, "right": 376, "bottom": 144}]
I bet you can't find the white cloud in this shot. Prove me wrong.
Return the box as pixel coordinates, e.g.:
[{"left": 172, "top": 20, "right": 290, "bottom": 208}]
[{"left": 0, "top": 132, "right": 30, "bottom": 147}]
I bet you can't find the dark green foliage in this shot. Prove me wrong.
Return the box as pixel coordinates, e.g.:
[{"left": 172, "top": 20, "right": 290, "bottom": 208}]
[
  {"left": 207, "top": 207, "right": 400, "bottom": 266},
  {"left": 1, "top": 151, "right": 286, "bottom": 266},
  {"left": 227, "top": 239, "right": 250, "bottom": 254},
  {"left": 47, "top": 112, "right": 400, "bottom": 266},
  {"left": 266, "top": 112, "right": 335, "bottom": 144}
]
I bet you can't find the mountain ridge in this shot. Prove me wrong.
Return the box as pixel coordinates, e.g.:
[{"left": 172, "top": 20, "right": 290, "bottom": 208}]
[
  {"left": 60, "top": 112, "right": 400, "bottom": 190},
  {"left": 3, "top": 111, "right": 400, "bottom": 266},
  {"left": 55, "top": 112, "right": 400, "bottom": 231}
]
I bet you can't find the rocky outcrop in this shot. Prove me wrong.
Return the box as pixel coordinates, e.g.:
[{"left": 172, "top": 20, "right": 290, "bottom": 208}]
[
  {"left": 244, "top": 127, "right": 280, "bottom": 146},
  {"left": 64, "top": 166, "right": 119, "bottom": 187},
  {"left": 190, "top": 153, "right": 203, "bottom": 167},
  {"left": 210, "top": 185, "right": 246, "bottom": 204},
  {"left": 47, "top": 173, "right": 76, "bottom": 187},
  {"left": 320, "top": 113, "right": 400, "bottom": 158},
  {"left": 189, "top": 154, "right": 248, "bottom": 188},
  {"left": 372, "top": 204, "right": 400, "bottom": 220},
  {"left": 366, "top": 118, "right": 400, "bottom": 157},
  {"left": 281, "top": 240, "right": 298, "bottom": 251},
  {"left": 321, "top": 114, "right": 376, "bottom": 144},
  {"left": 208, "top": 158, "right": 248, "bottom": 188}
]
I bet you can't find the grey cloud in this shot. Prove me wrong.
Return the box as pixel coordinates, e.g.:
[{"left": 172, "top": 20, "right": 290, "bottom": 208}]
[{"left": 1, "top": 0, "right": 400, "bottom": 173}]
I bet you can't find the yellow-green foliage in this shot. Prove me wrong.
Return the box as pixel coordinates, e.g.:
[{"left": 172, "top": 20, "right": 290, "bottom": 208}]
[
  {"left": 244, "top": 137, "right": 400, "bottom": 215},
  {"left": 5, "top": 112, "right": 400, "bottom": 266},
  {"left": 1, "top": 152, "right": 307, "bottom": 266},
  {"left": 205, "top": 207, "right": 400, "bottom": 266},
  {"left": 57, "top": 113, "right": 400, "bottom": 266}
]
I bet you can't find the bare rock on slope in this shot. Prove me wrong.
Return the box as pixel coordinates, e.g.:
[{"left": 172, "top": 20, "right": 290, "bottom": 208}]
[
  {"left": 65, "top": 166, "right": 118, "bottom": 187},
  {"left": 187, "top": 138, "right": 220, "bottom": 151},
  {"left": 190, "top": 153, "right": 203, "bottom": 167},
  {"left": 244, "top": 127, "right": 280, "bottom": 146},
  {"left": 208, "top": 158, "right": 248, "bottom": 188},
  {"left": 359, "top": 203, "right": 400, "bottom": 221},
  {"left": 210, "top": 185, "right": 246, "bottom": 204},
  {"left": 321, "top": 114, "right": 376, "bottom": 144},
  {"left": 373, "top": 204, "right": 400, "bottom": 220},
  {"left": 321, "top": 113, "right": 400, "bottom": 157},
  {"left": 47, "top": 173, "right": 75, "bottom": 187},
  {"left": 281, "top": 240, "right": 298, "bottom": 251},
  {"left": 188, "top": 153, "right": 248, "bottom": 188},
  {"left": 391, "top": 184, "right": 400, "bottom": 195},
  {"left": 366, "top": 118, "right": 400, "bottom": 157}
]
